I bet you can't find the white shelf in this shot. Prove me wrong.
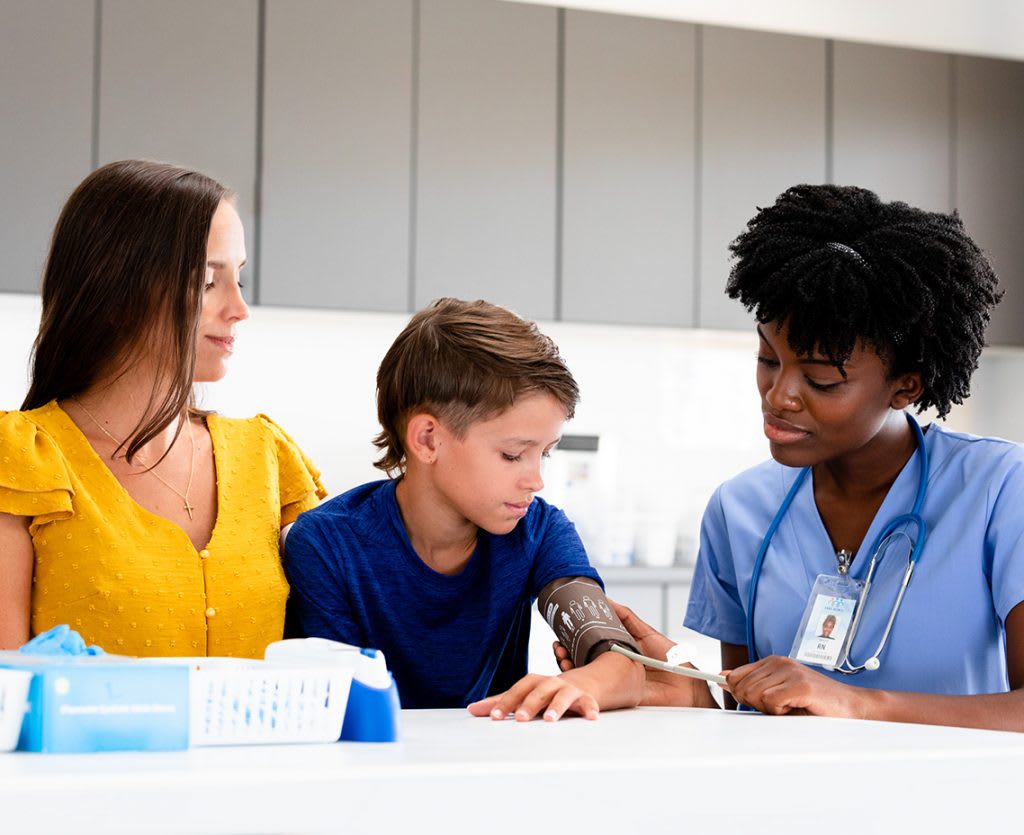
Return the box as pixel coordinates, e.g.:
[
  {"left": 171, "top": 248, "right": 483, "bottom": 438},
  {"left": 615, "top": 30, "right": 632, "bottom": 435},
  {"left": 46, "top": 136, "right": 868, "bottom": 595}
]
[{"left": 504, "top": 0, "right": 1024, "bottom": 63}]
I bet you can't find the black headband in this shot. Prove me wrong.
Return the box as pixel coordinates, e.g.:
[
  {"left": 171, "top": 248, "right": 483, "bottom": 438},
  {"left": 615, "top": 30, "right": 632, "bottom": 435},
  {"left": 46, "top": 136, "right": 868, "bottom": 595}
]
[{"left": 826, "top": 241, "right": 868, "bottom": 266}]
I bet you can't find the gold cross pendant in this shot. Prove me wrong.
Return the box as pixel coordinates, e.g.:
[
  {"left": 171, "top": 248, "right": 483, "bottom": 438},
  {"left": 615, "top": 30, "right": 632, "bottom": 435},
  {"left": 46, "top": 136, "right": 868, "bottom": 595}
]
[{"left": 184, "top": 501, "right": 195, "bottom": 521}]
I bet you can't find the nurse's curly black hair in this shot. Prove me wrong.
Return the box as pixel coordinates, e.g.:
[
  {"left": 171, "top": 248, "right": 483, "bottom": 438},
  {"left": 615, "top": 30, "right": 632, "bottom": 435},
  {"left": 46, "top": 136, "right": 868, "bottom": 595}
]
[{"left": 726, "top": 184, "right": 1002, "bottom": 418}]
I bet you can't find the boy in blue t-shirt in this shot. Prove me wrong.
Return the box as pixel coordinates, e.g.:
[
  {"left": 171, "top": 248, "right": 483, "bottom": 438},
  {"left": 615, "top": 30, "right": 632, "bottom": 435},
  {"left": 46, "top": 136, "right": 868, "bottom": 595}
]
[{"left": 284, "top": 298, "right": 643, "bottom": 720}]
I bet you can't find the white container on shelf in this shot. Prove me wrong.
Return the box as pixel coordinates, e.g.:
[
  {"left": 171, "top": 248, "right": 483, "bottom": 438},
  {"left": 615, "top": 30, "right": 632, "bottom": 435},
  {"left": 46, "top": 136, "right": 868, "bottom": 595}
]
[
  {"left": 634, "top": 514, "right": 677, "bottom": 567},
  {"left": 602, "top": 508, "right": 636, "bottom": 566},
  {"left": 544, "top": 433, "right": 632, "bottom": 566}
]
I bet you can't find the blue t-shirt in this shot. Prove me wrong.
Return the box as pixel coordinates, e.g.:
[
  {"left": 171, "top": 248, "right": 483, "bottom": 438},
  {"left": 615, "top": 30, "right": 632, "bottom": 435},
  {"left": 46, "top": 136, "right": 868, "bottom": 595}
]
[
  {"left": 284, "top": 479, "right": 600, "bottom": 708},
  {"left": 685, "top": 423, "right": 1024, "bottom": 695}
]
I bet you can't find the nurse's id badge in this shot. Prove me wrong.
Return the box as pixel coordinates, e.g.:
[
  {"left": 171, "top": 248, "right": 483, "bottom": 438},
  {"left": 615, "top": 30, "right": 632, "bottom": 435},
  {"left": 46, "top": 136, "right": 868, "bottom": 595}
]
[{"left": 789, "top": 574, "right": 863, "bottom": 670}]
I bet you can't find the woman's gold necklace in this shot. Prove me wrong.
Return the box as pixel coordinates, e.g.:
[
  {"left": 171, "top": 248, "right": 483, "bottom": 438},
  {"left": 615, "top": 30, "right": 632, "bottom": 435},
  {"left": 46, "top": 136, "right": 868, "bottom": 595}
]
[{"left": 73, "top": 397, "right": 198, "bottom": 520}]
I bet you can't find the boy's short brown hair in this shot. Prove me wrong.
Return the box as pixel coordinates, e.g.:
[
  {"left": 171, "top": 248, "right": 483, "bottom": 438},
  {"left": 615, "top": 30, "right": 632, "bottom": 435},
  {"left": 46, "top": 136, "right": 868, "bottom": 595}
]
[{"left": 373, "top": 298, "right": 579, "bottom": 475}]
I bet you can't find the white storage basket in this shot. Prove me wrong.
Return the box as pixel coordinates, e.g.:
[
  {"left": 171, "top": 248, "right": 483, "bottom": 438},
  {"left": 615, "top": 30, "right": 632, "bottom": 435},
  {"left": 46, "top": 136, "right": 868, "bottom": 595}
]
[
  {"left": 191, "top": 664, "right": 350, "bottom": 746},
  {"left": 0, "top": 669, "right": 33, "bottom": 752},
  {"left": 141, "top": 658, "right": 352, "bottom": 747}
]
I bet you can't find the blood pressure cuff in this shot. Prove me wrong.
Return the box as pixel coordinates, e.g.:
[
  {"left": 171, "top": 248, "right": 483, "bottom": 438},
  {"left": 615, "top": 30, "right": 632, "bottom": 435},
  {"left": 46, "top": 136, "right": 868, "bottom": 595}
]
[{"left": 537, "top": 577, "right": 639, "bottom": 667}]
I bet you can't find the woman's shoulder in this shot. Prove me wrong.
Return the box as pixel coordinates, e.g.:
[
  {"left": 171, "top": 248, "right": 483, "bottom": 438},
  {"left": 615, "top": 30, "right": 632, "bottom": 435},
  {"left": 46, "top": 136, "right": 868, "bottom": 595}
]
[
  {"left": 207, "top": 412, "right": 326, "bottom": 508},
  {"left": 204, "top": 411, "right": 296, "bottom": 447},
  {"left": 0, "top": 402, "right": 66, "bottom": 449},
  {"left": 204, "top": 411, "right": 267, "bottom": 429},
  {"left": 204, "top": 412, "right": 314, "bottom": 469},
  {"left": 0, "top": 403, "right": 75, "bottom": 522}
]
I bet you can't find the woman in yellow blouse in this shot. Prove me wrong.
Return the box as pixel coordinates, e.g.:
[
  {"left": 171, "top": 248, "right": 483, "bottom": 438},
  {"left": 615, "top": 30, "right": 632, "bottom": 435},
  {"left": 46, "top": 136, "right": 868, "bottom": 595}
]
[{"left": 0, "top": 160, "right": 326, "bottom": 657}]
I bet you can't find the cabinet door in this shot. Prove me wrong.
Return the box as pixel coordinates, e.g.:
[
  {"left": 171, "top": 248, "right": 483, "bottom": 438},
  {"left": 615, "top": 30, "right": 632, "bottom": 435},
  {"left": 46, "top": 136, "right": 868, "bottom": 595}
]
[
  {"left": 261, "top": 0, "right": 413, "bottom": 311},
  {"left": 561, "top": 11, "right": 696, "bottom": 326},
  {"left": 98, "top": 0, "right": 258, "bottom": 295},
  {"left": 699, "top": 27, "right": 827, "bottom": 331},
  {"left": 416, "top": 0, "right": 557, "bottom": 320},
  {"left": 833, "top": 43, "right": 952, "bottom": 211},
  {"left": 0, "top": 0, "right": 94, "bottom": 293},
  {"left": 955, "top": 56, "right": 1024, "bottom": 347}
]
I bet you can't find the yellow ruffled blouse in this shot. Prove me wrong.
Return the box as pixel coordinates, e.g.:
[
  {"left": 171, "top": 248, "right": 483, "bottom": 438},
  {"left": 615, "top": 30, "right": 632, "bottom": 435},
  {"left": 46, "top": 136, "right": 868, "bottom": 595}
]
[{"left": 0, "top": 401, "right": 327, "bottom": 658}]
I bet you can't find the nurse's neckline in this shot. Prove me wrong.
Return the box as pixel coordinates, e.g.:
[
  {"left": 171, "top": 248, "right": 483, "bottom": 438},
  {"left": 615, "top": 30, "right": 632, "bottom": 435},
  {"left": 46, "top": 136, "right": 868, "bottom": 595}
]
[{"left": 815, "top": 416, "right": 927, "bottom": 564}]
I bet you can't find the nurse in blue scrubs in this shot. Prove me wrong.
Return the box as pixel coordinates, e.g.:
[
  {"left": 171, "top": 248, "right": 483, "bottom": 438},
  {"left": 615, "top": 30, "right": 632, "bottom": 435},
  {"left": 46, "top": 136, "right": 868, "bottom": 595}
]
[{"left": 565, "top": 184, "right": 1024, "bottom": 730}]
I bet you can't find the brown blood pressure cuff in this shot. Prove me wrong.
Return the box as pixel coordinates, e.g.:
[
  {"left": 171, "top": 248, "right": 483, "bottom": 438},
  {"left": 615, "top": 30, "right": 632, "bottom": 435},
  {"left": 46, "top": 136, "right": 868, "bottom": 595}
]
[{"left": 537, "top": 577, "right": 640, "bottom": 667}]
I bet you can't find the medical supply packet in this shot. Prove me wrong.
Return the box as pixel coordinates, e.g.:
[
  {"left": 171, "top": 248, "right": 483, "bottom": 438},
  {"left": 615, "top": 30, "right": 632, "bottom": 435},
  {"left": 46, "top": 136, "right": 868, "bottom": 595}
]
[{"left": 0, "top": 652, "right": 189, "bottom": 753}]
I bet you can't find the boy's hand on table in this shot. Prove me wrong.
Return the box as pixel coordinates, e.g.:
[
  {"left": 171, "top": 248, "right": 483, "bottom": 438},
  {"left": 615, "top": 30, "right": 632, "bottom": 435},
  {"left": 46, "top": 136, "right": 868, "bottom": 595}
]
[
  {"left": 467, "top": 673, "right": 600, "bottom": 722},
  {"left": 467, "top": 651, "right": 644, "bottom": 722}
]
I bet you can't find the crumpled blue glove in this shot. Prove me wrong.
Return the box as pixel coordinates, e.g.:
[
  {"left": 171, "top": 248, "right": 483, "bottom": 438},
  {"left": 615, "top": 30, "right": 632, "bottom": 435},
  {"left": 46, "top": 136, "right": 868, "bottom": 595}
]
[{"left": 19, "top": 624, "right": 106, "bottom": 656}]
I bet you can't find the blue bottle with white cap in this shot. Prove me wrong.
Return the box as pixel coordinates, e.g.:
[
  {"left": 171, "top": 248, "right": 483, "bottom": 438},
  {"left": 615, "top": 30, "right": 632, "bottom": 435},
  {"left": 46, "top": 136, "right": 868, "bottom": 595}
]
[{"left": 340, "top": 648, "right": 401, "bottom": 742}]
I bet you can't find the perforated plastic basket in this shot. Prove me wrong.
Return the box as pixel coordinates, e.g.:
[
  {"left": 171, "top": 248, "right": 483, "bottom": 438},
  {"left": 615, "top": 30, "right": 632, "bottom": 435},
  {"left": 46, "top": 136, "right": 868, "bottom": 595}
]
[
  {"left": 144, "top": 658, "right": 351, "bottom": 747},
  {"left": 0, "top": 668, "right": 33, "bottom": 752}
]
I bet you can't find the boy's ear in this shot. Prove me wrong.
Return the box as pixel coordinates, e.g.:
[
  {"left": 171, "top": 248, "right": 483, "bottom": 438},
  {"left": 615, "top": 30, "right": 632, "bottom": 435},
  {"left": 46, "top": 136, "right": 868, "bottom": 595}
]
[
  {"left": 405, "top": 412, "right": 441, "bottom": 465},
  {"left": 890, "top": 371, "right": 924, "bottom": 410}
]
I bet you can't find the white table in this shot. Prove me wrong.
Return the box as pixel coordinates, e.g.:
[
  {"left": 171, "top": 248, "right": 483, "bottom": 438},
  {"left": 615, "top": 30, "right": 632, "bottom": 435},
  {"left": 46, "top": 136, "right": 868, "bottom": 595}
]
[{"left": 3, "top": 707, "right": 1022, "bottom": 834}]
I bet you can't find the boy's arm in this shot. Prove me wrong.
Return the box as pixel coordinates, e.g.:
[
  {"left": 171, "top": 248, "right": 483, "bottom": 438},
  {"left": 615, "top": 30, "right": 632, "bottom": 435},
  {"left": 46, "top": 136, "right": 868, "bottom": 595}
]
[
  {"left": 543, "top": 598, "right": 723, "bottom": 713},
  {"left": 467, "top": 576, "right": 645, "bottom": 721},
  {"left": 536, "top": 577, "right": 639, "bottom": 665}
]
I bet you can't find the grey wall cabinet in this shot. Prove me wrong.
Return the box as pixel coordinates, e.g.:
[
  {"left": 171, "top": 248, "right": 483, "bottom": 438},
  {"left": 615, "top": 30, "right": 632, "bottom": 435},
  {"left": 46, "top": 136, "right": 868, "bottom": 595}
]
[
  {"left": 1, "top": 0, "right": 94, "bottom": 294},
  {"left": 261, "top": 0, "right": 413, "bottom": 311},
  {"left": 3, "top": 2, "right": 1024, "bottom": 345},
  {"left": 98, "top": 0, "right": 259, "bottom": 295},
  {"left": 561, "top": 11, "right": 697, "bottom": 327},
  {"left": 415, "top": 0, "right": 558, "bottom": 320},
  {"left": 955, "top": 56, "right": 1024, "bottom": 347},
  {"left": 833, "top": 44, "right": 952, "bottom": 212},
  {"left": 698, "top": 27, "right": 827, "bottom": 332}
]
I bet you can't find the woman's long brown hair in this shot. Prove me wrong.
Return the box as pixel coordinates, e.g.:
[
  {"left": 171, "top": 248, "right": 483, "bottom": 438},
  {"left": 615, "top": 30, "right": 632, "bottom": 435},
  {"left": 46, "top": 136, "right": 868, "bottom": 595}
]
[{"left": 22, "top": 160, "right": 229, "bottom": 462}]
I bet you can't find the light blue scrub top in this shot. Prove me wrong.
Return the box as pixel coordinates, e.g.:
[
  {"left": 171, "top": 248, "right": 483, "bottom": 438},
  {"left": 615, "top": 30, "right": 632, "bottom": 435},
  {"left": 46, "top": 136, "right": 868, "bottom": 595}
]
[{"left": 684, "top": 423, "right": 1024, "bottom": 695}]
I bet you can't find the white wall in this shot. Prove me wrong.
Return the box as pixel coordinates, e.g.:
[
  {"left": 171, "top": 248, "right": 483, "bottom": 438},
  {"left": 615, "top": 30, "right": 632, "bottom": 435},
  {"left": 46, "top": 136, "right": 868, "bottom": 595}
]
[
  {"left": 5, "top": 291, "right": 1022, "bottom": 553},
  {"left": 0, "top": 293, "right": 764, "bottom": 532}
]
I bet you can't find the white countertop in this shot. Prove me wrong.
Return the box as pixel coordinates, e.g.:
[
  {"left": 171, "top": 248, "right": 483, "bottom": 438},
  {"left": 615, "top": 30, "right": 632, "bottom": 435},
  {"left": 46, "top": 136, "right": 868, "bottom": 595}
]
[{"left": 3, "top": 707, "right": 1022, "bottom": 833}]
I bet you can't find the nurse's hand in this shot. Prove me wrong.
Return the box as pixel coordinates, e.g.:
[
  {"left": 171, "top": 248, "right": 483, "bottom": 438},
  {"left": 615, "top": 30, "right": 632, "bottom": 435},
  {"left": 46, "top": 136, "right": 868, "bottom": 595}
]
[
  {"left": 467, "top": 650, "right": 644, "bottom": 722},
  {"left": 724, "top": 655, "right": 867, "bottom": 718},
  {"left": 555, "top": 601, "right": 718, "bottom": 709}
]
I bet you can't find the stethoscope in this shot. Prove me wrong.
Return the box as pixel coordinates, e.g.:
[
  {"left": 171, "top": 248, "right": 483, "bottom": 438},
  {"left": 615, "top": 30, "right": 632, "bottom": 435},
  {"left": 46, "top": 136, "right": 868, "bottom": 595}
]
[{"left": 745, "top": 413, "right": 930, "bottom": 673}]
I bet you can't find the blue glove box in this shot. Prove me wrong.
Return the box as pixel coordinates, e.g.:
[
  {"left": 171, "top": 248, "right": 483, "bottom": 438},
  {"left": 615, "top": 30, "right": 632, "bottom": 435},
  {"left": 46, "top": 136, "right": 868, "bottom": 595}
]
[{"left": 0, "top": 653, "right": 189, "bottom": 753}]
